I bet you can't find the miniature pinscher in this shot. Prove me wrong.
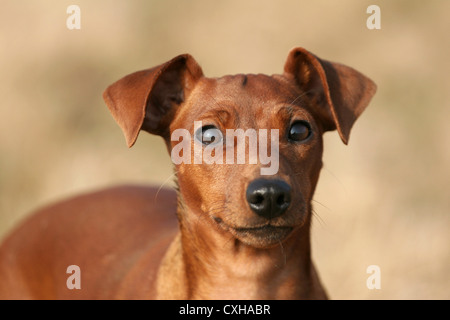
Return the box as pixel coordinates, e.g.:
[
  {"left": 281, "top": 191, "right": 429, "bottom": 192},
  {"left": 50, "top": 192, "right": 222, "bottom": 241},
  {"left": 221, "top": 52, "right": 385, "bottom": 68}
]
[{"left": 0, "top": 47, "right": 376, "bottom": 299}]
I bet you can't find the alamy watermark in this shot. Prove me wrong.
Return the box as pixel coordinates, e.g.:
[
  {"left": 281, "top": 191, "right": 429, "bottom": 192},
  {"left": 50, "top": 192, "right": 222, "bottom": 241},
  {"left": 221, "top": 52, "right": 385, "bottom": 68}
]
[
  {"left": 366, "top": 264, "right": 381, "bottom": 290},
  {"left": 65, "top": 5, "right": 380, "bottom": 31},
  {"left": 66, "top": 265, "right": 81, "bottom": 290},
  {"left": 66, "top": 5, "right": 81, "bottom": 30},
  {"left": 65, "top": 264, "right": 382, "bottom": 291},
  {"left": 367, "top": 5, "right": 381, "bottom": 30},
  {"left": 170, "top": 121, "right": 280, "bottom": 176}
]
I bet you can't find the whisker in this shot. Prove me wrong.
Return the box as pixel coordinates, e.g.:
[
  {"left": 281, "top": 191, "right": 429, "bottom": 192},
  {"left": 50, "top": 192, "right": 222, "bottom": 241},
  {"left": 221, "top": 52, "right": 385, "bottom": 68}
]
[
  {"left": 223, "top": 233, "right": 236, "bottom": 248},
  {"left": 275, "top": 240, "right": 287, "bottom": 268},
  {"left": 312, "top": 199, "right": 331, "bottom": 212},
  {"left": 193, "top": 199, "right": 228, "bottom": 229},
  {"left": 154, "top": 172, "right": 177, "bottom": 202},
  {"left": 292, "top": 170, "right": 306, "bottom": 176},
  {"left": 322, "top": 165, "right": 348, "bottom": 196},
  {"left": 203, "top": 90, "right": 226, "bottom": 112},
  {"left": 311, "top": 208, "right": 326, "bottom": 227},
  {"left": 288, "top": 90, "right": 311, "bottom": 106}
]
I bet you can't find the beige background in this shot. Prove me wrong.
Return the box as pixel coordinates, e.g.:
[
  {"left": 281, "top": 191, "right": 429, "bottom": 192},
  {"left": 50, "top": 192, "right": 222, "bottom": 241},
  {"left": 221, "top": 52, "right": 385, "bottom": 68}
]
[{"left": 0, "top": 0, "right": 449, "bottom": 299}]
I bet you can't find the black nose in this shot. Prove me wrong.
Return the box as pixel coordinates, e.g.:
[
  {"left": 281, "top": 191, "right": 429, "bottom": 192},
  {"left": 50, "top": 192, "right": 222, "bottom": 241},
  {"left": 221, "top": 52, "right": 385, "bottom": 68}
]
[{"left": 246, "top": 179, "right": 291, "bottom": 219}]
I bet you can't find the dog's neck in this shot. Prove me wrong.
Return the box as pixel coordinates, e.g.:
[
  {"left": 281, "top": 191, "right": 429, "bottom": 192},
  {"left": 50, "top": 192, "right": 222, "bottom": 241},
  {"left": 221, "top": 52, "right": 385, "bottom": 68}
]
[{"left": 156, "top": 202, "right": 327, "bottom": 299}]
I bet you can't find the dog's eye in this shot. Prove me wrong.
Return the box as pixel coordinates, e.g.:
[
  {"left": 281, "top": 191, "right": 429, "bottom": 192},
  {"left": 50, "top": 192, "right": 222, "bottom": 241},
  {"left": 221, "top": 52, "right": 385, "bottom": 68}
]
[
  {"left": 288, "top": 121, "right": 312, "bottom": 142},
  {"left": 195, "top": 125, "right": 223, "bottom": 145}
]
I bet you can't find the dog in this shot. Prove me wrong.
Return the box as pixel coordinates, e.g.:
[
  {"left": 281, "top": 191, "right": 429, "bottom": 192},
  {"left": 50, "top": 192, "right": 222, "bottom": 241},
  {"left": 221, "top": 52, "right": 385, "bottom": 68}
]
[{"left": 0, "top": 47, "right": 376, "bottom": 299}]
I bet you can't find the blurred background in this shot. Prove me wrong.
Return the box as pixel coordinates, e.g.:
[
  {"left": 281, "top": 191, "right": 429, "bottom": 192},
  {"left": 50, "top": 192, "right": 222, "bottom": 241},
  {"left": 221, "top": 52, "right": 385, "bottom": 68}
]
[{"left": 0, "top": 0, "right": 449, "bottom": 299}]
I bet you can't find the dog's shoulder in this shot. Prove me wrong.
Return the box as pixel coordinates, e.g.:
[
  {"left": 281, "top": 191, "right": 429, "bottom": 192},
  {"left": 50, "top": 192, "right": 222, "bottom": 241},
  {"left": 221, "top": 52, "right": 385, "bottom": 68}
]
[{"left": 0, "top": 184, "right": 178, "bottom": 299}]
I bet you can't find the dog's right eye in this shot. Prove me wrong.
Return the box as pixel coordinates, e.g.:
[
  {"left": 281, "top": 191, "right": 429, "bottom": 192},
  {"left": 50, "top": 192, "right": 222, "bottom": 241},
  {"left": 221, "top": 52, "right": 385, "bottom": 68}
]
[
  {"left": 288, "top": 121, "right": 312, "bottom": 142},
  {"left": 195, "top": 125, "right": 223, "bottom": 145}
]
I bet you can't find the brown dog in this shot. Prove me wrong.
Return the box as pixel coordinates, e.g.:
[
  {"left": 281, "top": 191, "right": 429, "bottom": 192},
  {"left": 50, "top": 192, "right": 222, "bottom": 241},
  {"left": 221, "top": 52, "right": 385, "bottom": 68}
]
[{"left": 0, "top": 47, "right": 376, "bottom": 299}]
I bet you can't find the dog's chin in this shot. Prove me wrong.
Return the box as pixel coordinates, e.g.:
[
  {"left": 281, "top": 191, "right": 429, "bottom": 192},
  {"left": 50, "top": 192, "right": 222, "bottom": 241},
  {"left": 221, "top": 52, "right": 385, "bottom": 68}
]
[{"left": 230, "top": 225, "right": 294, "bottom": 248}]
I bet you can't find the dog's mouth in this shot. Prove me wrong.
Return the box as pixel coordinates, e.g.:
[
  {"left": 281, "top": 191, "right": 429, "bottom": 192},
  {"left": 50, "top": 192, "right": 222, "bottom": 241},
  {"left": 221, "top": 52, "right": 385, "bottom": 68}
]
[
  {"left": 211, "top": 201, "right": 307, "bottom": 248},
  {"left": 230, "top": 224, "right": 294, "bottom": 247},
  {"left": 234, "top": 225, "right": 293, "bottom": 238}
]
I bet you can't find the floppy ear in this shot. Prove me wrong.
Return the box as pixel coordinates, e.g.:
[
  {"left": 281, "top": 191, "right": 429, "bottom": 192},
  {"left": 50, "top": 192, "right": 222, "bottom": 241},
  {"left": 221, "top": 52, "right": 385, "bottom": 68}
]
[
  {"left": 283, "top": 47, "right": 377, "bottom": 144},
  {"left": 103, "top": 54, "right": 204, "bottom": 147}
]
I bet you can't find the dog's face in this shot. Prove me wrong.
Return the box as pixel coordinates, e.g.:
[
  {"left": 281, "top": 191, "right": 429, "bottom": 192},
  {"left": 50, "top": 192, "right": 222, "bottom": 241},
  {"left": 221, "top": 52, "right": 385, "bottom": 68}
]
[
  {"left": 170, "top": 74, "right": 324, "bottom": 248},
  {"left": 103, "top": 47, "right": 376, "bottom": 249}
]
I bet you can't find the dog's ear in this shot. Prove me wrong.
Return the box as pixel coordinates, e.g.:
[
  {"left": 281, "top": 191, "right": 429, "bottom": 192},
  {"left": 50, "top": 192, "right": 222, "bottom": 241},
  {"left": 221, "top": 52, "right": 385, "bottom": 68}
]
[
  {"left": 283, "top": 47, "right": 376, "bottom": 144},
  {"left": 103, "top": 54, "right": 203, "bottom": 147}
]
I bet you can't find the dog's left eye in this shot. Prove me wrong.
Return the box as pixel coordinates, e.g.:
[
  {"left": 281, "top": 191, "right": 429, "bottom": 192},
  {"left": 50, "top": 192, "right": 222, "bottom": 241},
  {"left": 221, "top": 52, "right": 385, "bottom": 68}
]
[
  {"left": 195, "top": 125, "right": 223, "bottom": 145},
  {"left": 288, "top": 121, "right": 312, "bottom": 142}
]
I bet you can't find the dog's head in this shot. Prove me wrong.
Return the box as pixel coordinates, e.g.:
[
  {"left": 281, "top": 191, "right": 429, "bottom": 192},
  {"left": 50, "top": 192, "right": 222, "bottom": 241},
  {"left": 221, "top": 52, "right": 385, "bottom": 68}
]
[{"left": 103, "top": 47, "right": 376, "bottom": 248}]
